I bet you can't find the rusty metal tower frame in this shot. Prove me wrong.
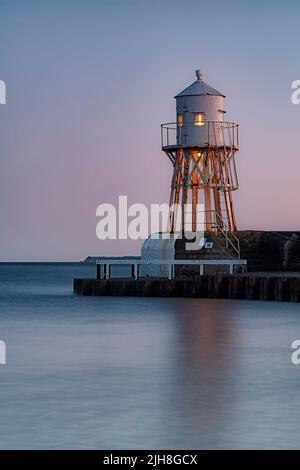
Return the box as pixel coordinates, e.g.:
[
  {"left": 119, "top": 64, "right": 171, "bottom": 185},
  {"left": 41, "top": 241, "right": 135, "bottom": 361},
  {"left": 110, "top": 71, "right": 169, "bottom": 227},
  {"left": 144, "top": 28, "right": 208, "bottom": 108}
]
[{"left": 161, "top": 121, "right": 239, "bottom": 232}]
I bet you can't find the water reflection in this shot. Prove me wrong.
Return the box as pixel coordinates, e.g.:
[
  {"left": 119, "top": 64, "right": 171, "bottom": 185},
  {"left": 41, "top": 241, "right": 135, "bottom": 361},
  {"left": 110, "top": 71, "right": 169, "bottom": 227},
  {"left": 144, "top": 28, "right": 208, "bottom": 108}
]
[{"left": 152, "top": 299, "right": 237, "bottom": 448}]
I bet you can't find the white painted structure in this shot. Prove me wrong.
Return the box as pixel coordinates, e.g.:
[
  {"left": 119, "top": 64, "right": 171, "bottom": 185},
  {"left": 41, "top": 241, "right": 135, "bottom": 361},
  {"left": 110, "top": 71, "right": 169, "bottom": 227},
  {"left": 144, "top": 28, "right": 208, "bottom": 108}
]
[
  {"left": 175, "top": 70, "right": 225, "bottom": 147},
  {"left": 140, "top": 234, "right": 177, "bottom": 277}
]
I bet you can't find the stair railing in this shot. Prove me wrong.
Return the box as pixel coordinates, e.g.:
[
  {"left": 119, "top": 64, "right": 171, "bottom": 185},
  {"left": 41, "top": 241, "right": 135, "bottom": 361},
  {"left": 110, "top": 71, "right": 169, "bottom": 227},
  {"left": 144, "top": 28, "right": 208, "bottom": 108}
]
[{"left": 212, "top": 210, "right": 240, "bottom": 259}]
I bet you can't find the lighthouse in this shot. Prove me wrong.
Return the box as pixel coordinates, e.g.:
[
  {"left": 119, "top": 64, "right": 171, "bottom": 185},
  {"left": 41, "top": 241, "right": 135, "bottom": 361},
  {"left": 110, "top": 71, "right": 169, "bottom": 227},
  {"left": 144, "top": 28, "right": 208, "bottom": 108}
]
[
  {"left": 140, "top": 70, "right": 241, "bottom": 277},
  {"left": 161, "top": 70, "right": 239, "bottom": 235}
]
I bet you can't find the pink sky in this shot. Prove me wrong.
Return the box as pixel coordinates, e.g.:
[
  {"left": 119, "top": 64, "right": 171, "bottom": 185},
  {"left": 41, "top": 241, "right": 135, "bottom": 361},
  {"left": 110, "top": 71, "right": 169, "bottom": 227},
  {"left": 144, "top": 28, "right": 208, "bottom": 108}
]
[{"left": 0, "top": 0, "right": 299, "bottom": 260}]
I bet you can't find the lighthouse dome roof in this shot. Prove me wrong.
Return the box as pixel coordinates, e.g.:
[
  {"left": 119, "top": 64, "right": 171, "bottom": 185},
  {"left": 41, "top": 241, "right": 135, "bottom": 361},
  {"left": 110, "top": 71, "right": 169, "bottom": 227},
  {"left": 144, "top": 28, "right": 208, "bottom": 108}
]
[{"left": 175, "top": 70, "right": 225, "bottom": 98}]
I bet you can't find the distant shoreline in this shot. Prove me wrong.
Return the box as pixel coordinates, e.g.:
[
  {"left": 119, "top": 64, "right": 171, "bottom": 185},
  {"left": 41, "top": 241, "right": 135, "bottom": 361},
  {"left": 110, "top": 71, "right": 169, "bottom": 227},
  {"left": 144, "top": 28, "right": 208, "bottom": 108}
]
[
  {"left": 83, "top": 256, "right": 141, "bottom": 264},
  {"left": 0, "top": 257, "right": 141, "bottom": 265}
]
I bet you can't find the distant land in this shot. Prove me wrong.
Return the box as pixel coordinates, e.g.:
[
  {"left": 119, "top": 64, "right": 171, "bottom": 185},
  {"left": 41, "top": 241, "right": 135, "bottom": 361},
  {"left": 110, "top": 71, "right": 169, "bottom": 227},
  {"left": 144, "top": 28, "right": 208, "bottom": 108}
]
[{"left": 83, "top": 256, "right": 141, "bottom": 264}]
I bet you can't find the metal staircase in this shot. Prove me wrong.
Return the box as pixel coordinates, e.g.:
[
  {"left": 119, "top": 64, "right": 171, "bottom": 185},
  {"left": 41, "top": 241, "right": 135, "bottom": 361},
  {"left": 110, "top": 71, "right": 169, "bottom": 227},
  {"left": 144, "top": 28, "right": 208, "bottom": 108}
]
[{"left": 208, "top": 210, "right": 240, "bottom": 259}]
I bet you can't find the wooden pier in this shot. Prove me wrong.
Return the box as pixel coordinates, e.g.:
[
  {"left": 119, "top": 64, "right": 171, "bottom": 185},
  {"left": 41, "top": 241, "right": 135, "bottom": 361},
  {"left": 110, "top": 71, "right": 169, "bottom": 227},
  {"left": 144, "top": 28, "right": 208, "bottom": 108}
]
[{"left": 74, "top": 258, "right": 300, "bottom": 302}]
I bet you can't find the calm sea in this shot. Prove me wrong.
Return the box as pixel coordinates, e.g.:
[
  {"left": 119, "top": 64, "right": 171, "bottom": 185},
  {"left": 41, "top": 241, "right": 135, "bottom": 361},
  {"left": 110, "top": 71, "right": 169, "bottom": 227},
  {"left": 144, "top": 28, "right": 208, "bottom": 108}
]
[{"left": 0, "top": 263, "right": 299, "bottom": 449}]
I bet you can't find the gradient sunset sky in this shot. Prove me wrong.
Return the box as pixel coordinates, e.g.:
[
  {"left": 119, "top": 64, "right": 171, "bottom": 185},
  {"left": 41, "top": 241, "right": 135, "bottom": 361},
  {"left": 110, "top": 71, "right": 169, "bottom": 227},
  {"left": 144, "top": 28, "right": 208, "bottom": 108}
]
[{"left": 0, "top": 0, "right": 299, "bottom": 260}]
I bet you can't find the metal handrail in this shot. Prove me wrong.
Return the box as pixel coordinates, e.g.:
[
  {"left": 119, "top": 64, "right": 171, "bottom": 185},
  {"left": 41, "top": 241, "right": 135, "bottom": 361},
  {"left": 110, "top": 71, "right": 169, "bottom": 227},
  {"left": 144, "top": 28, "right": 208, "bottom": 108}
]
[
  {"left": 180, "top": 209, "right": 240, "bottom": 258},
  {"left": 96, "top": 258, "right": 247, "bottom": 280},
  {"left": 161, "top": 121, "right": 239, "bottom": 129},
  {"left": 212, "top": 210, "right": 240, "bottom": 258},
  {"left": 161, "top": 121, "right": 239, "bottom": 149}
]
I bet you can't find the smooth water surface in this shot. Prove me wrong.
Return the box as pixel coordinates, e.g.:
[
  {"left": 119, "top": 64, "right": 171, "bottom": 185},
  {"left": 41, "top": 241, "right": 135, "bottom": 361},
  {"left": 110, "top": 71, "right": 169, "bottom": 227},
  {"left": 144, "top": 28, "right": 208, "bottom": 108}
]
[{"left": 0, "top": 263, "right": 299, "bottom": 449}]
